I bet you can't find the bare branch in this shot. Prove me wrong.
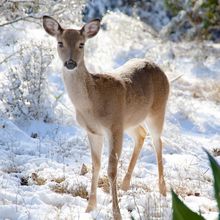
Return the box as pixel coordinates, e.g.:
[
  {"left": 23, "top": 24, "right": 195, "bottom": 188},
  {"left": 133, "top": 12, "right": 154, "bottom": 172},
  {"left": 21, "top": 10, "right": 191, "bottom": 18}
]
[
  {"left": 7, "top": 0, "right": 35, "bottom": 3},
  {"left": 0, "top": 47, "right": 26, "bottom": 65},
  {"left": 0, "top": 15, "right": 42, "bottom": 27}
]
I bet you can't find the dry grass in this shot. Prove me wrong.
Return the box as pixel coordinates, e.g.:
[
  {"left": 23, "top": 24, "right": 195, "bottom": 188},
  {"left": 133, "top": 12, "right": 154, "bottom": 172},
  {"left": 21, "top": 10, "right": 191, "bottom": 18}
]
[
  {"left": 31, "top": 173, "right": 47, "bottom": 185},
  {"left": 213, "top": 148, "right": 220, "bottom": 157},
  {"left": 29, "top": 172, "right": 88, "bottom": 199},
  {"left": 190, "top": 80, "right": 220, "bottom": 103},
  {"left": 80, "top": 163, "right": 89, "bottom": 175},
  {"left": 53, "top": 177, "right": 66, "bottom": 184},
  {"left": 132, "top": 182, "right": 151, "bottom": 192},
  {"left": 50, "top": 183, "right": 88, "bottom": 199},
  {"left": 98, "top": 175, "right": 152, "bottom": 194},
  {"left": 2, "top": 166, "right": 21, "bottom": 174},
  {"left": 31, "top": 172, "right": 65, "bottom": 185},
  {"left": 98, "top": 175, "right": 110, "bottom": 193},
  {"left": 173, "top": 185, "right": 201, "bottom": 198}
]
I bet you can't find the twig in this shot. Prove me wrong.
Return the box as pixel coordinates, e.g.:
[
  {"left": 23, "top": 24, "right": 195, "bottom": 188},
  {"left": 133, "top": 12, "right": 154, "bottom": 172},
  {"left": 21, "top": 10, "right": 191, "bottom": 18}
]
[
  {"left": 0, "top": 47, "right": 26, "bottom": 65},
  {"left": 170, "top": 73, "right": 184, "bottom": 83},
  {"left": 7, "top": 0, "right": 35, "bottom": 3},
  {"left": 0, "top": 15, "right": 42, "bottom": 27}
]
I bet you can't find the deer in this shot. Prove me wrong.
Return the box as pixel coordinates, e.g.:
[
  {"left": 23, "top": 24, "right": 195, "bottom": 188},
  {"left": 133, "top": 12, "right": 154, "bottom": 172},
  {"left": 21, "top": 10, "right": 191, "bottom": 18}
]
[{"left": 43, "top": 16, "right": 169, "bottom": 220}]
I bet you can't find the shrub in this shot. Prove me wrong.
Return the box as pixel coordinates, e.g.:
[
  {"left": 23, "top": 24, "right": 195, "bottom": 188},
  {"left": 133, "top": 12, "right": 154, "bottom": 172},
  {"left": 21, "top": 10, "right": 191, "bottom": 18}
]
[
  {"left": 164, "top": 0, "right": 220, "bottom": 41},
  {"left": 0, "top": 42, "right": 55, "bottom": 122}
]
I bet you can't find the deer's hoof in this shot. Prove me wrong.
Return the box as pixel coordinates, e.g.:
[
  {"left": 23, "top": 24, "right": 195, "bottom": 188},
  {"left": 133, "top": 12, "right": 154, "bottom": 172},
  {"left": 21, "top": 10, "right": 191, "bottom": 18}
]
[{"left": 85, "top": 204, "right": 96, "bottom": 213}]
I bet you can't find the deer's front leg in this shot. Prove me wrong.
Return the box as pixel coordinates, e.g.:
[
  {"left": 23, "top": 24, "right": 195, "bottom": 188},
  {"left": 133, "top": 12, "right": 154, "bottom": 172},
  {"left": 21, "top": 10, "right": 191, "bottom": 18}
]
[
  {"left": 86, "top": 133, "right": 103, "bottom": 212},
  {"left": 107, "top": 127, "right": 123, "bottom": 220}
]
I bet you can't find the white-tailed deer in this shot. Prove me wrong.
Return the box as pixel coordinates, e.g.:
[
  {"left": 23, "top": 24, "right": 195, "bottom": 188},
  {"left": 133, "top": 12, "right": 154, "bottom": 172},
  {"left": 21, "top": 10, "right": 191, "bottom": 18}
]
[{"left": 43, "top": 16, "right": 169, "bottom": 220}]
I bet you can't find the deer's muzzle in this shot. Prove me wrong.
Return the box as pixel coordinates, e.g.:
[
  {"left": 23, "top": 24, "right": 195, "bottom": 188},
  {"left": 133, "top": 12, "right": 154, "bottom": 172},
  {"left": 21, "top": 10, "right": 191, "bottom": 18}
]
[{"left": 65, "top": 59, "right": 77, "bottom": 70}]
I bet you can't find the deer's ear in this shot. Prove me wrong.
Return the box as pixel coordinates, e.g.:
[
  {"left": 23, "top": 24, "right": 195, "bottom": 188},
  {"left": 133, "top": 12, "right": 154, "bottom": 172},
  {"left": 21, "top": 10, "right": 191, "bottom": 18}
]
[
  {"left": 81, "top": 19, "right": 100, "bottom": 39},
  {"left": 43, "top": 16, "right": 63, "bottom": 36}
]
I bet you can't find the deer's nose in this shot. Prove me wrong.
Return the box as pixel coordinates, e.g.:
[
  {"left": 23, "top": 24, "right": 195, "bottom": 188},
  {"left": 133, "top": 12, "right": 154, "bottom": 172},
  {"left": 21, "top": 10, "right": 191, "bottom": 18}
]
[{"left": 65, "top": 59, "right": 77, "bottom": 70}]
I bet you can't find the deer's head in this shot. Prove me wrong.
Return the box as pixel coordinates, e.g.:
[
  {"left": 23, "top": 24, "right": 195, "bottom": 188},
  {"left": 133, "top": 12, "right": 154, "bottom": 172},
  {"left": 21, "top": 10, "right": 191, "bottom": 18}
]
[{"left": 43, "top": 16, "right": 100, "bottom": 70}]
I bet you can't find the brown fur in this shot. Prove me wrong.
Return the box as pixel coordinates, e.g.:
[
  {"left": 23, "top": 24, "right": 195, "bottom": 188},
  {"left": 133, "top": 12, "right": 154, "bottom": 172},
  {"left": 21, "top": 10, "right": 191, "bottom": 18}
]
[{"left": 43, "top": 16, "right": 169, "bottom": 220}]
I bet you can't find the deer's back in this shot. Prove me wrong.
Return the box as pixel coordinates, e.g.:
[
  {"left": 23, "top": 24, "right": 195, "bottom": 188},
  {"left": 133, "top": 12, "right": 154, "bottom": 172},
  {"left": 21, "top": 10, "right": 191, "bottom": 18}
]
[
  {"left": 89, "top": 59, "right": 169, "bottom": 129},
  {"left": 116, "top": 59, "right": 169, "bottom": 127}
]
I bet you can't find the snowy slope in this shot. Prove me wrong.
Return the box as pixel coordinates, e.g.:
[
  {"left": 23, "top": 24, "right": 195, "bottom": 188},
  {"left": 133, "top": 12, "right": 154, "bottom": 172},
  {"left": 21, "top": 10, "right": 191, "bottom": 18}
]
[{"left": 0, "top": 12, "right": 220, "bottom": 220}]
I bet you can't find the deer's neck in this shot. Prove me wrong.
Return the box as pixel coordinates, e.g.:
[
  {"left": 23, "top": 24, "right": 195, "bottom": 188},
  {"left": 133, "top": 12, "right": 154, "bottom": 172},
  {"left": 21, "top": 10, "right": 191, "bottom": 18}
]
[{"left": 62, "top": 60, "right": 93, "bottom": 109}]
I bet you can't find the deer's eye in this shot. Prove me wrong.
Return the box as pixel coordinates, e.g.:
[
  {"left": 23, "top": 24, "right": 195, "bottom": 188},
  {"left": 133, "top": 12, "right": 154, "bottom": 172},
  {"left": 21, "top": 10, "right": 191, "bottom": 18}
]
[
  {"left": 58, "top": 42, "right": 63, "bottom": 48},
  {"left": 79, "top": 43, "right": 84, "bottom": 49}
]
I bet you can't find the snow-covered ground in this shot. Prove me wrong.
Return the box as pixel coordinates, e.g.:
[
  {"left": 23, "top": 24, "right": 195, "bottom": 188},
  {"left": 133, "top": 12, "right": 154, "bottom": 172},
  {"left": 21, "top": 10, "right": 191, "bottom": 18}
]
[{"left": 0, "top": 11, "right": 220, "bottom": 220}]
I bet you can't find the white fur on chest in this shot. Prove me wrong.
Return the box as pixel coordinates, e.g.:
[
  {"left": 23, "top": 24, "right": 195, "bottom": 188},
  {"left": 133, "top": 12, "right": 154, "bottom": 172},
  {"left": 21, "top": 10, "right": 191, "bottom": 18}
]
[
  {"left": 62, "top": 68, "right": 102, "bottom": 134},
  {"left": 62, "top": 68, "right": 90, "bottom": 109}
]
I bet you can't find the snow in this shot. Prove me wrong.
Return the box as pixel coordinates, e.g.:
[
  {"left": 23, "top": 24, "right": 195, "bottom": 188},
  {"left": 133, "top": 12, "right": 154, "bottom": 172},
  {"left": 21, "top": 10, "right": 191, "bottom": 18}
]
[{"left": 0, "top": 10, "right": 220, "bottom": 220}]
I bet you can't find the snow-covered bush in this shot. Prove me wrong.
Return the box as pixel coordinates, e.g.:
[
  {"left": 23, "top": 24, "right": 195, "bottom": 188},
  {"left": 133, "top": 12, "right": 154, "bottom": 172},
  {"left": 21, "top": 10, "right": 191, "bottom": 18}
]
[
  {"left": 83, "top": 0, "right": 169, "bottom": 30},
  {"left": 0, "top": 42, "right": 54, "bottom": 121},
  {"left": 0, "top": 0, "right": 86, "bottom": 27},
  {"left": 164, "top": 0, "right": 220, "bottom": 41},
  {"left": 0, "top": 0, "right": 40, "bottom": 21},
  {"left": 83, "top": 0, "right": 220, "bottom": 41},
  {"left": 0, "top": 0, "right": 87, "bottom": 122}
]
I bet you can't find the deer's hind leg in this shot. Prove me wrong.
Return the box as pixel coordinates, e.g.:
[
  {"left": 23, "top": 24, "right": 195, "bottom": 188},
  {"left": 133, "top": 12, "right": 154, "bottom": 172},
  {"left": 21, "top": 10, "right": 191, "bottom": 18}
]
[
  {"left": 121, "top": 125, "right": 147, "bottom": 191},
  {"left": 146, "top": 110, "right": 166, "bottom": 196}
]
